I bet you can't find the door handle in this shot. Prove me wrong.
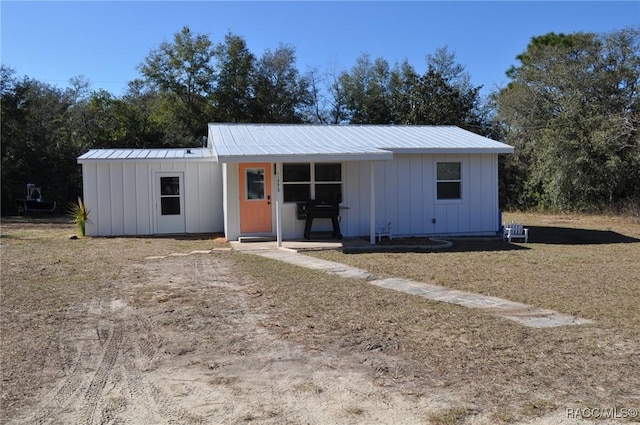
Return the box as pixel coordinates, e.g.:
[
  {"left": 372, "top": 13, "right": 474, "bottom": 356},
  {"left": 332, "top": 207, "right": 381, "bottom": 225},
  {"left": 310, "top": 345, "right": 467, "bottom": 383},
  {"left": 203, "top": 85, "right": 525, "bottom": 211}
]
[{"left": 267, "top": 195, "right": 271, "bottom": 205}]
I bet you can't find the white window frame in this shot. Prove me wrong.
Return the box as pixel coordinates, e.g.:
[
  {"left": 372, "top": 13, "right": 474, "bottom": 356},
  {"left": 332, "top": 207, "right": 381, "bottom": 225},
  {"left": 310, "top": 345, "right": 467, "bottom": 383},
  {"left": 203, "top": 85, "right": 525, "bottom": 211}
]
[{"left": 435, "top": 161, "right": 463, "bottom": 202}]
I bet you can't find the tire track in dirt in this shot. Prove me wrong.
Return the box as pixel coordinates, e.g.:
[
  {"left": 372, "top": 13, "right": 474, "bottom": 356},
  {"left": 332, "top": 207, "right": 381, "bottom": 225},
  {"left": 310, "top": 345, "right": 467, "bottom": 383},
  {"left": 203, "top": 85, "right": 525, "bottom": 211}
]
[
  {"left": 148, "top": 381, "right": 206, "bottom": 424},
  {"left": 29, "top": 341, "right": 93, "bottom": 425},
  {"left": 130, "top": 313, "right": 161, "bottom": 372},
  {"left": 18, "top": 260, "right": 215, "bottom": 425},
  {"left": 35, "top": 317, "right": 149, "bottom": 425},
  {"left": 116, "top": 310, "right": 207, "bottom": 424},
  {"left": 96, "top": 367, "right": 127, "bottom": 425},
  {"left": 27, "top": 303, "right": 104, "bottom": 425},
  {"left": 15, "top": 252, "right": 448, "bottom": 424},
  {"left": 80, "top": 323, "right": 122, "bottom": 425}
]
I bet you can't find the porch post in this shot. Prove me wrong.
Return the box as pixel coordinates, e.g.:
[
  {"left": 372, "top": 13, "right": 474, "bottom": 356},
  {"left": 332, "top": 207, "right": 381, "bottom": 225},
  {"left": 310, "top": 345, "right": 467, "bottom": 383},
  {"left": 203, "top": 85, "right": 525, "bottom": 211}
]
[
  {"left": 275, "top": 162, "right": 283, "bottom": 248},
  {"left": 370, "top": 161, "right": 376, "bottom": 245}
]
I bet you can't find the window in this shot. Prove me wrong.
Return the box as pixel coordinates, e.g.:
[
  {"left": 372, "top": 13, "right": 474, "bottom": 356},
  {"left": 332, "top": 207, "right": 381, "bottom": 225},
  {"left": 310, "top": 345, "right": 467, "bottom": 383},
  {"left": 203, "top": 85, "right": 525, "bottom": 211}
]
[
  {"left": 160, "top": 176, "right": 181, "bottom": 215},
  {"left": 315, "top": 163, "right": 341, "bottom": 181},
  {"left": 314, "top": 163, "right": 342, "bottom": 203},
  {"left": 437, "top": 162, "right": 461, "bottom": 200},
  {"left": 282, "top": 162, "right": 342, "bottom": 203},
  {"left": 245, "top": 168, "right": 265, "bottom": 200},
  {"left": 283, "top": 163, "right": 310, "bottom": 202}
]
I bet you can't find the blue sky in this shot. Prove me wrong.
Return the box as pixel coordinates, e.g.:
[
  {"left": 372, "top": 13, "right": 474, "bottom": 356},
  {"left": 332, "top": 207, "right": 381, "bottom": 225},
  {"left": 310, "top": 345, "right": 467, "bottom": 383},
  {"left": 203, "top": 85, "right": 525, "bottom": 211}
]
[{"left": 2, "top": 1, "right": 638, "bottom": 97}]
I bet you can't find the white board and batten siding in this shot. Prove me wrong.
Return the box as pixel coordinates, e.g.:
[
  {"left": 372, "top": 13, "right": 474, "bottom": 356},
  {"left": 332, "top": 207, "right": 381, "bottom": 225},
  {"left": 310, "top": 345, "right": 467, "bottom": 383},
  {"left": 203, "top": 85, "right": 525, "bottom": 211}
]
[
  {"left": 221, "top": 153, "right": 500, "bottom": 241},
  {"left": 221, "top": 162, "right": 240, "bottom": 241},
  {"left": 79, "top": 148, "right": 224, "bottom": 236},
  {"left": 79, "top": 125, "right": 511, "bottom": 239},
  {"left": 341, "top": 154, "right": 499, "bottom": 238},
  {"left": 211, "top": 124, "right": 511, "bottom": 241}
]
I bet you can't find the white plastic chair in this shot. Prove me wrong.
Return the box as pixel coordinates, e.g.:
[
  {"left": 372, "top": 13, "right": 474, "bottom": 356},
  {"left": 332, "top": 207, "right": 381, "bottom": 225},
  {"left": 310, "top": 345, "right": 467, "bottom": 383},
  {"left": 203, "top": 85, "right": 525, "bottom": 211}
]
[
  {"left": 503, "top": 221, "right": 529, "bottom": 243},
  {"left": 376, "top": 221, "right": 393, "bottom": 242}
]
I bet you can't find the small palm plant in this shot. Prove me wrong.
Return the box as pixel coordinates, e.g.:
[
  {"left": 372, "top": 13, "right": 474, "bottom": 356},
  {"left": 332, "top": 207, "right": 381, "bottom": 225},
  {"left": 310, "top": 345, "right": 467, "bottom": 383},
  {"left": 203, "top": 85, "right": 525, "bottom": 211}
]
[{"left": 67, "top": 197, "right": 91, "bottom": 237}]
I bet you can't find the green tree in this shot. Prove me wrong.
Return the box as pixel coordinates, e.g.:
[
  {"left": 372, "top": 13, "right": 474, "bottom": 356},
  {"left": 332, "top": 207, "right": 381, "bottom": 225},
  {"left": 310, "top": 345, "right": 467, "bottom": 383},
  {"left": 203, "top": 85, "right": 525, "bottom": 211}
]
[
  {"left": 339, "top": 54, "right": 394, "bottom": 124},
  {"left": 78, "top": 86, "right": 165, "bottom": 149},
  {"left": 251, "top": 44, "right": 311, "bottom": 123},
  {"left": 339, "top": 51, "right": 483, "bottom": 127},
  {"left": 138, "top": 26, "right": 215, "bottom": 144},
  {"left": 426, "top": 46, "right": 474, "bottom": 94},
  {"left": 388, "top": 59, "right": 420, "bottom": 124},
  {"left": 1, "top": 67, "right": 87, "bottom": 214},
  {"left": 120, "top": 80, "right": 166, "bottom": 147},
  {"left": 425, "top": 46, "right": 488, "bottom": 133},
  {"left": 401, "top": 65, "right": 481, "bottom": 127},
  {"left": 495, "top": 28, "right": 640, "bottom": 211},
  {"left": 212, "top": 32, "right": 256, "bottom": 123}
]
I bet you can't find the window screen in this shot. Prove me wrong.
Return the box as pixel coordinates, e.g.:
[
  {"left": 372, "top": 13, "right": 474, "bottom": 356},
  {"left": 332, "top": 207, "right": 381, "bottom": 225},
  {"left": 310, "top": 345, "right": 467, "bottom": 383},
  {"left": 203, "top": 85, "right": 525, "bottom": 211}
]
[
  {"left": 160, "top": 176, "right": 181, "bottom": 215},
  {"left": 246, "top": 168, "right": 265, "bottom": 200},
  {"left": 437, "top": 162, "right": 461, "bottom": 200}
]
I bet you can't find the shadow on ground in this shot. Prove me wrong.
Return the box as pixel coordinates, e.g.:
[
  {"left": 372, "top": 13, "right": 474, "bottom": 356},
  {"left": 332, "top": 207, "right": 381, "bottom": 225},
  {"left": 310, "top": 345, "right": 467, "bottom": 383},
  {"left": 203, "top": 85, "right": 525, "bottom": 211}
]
[
  {"left": 343, "top": 224, "right": 639, "bottom": 254},
  {"left": 1, "top": 215, "right": 70, "bottom": 224},
  {"left": 527, "top": 226, "right": 640, "bottom": 245},
  {"left": 344, "top": 238, "right": 528, "bottom": 254},
  {"left": 1, "top": 217, "right": 223, "bottom": 242}
]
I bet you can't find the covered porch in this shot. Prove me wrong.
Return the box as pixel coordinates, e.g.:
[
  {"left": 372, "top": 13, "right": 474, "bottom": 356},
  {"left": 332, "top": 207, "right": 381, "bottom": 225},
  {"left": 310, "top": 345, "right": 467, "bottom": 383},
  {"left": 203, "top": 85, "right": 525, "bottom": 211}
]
[
  {"left": 208, "top": 123, "right": 513, "bottom": 247},
  {"left": 220, "top": 160, "right": 386, "bottom": 247}
]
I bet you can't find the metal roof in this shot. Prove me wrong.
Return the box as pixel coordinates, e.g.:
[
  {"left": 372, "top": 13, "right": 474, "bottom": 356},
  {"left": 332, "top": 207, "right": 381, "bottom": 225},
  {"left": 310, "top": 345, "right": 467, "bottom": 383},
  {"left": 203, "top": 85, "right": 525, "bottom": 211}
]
[
  {"left": 77, "top": 125, "right": 514, "bottom": 164},
  {"left": 77, "top": 147, "right": 215, "bottom": 163},
  {"left": 208, "top": 124, "right": 514, "bottom": 163}
]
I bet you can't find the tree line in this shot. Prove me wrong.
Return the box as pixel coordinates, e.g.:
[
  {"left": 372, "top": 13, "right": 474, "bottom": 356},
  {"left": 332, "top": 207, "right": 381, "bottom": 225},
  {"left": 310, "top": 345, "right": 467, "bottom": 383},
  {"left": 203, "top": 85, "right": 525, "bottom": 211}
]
[{"left": 1, "top": 26, "right": 638, "bottom": 215}]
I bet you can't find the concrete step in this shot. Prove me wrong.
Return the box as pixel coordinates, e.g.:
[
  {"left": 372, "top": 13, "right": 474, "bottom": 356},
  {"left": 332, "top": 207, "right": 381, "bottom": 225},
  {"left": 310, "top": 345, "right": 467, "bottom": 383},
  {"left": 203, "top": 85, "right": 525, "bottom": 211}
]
[{"left": 238, "top": 236, "right": 276, "bottom": 243}]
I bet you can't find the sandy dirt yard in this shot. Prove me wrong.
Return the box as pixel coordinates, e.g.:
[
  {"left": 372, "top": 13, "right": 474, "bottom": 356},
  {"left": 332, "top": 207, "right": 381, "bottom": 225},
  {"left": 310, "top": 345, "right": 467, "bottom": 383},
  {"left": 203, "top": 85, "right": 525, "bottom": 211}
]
[
  {"left": 1, "top": 218, "right": 637, "bottom": 424},
  {"left": 3, "top": 224, "right": 451, "bottom": 424},
  {"left": 5, "top": 251, "right": 457, "bottom": 424}
]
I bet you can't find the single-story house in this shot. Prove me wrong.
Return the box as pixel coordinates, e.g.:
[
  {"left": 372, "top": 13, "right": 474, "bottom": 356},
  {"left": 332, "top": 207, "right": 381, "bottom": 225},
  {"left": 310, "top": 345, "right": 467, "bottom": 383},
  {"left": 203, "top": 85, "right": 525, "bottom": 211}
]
[{"left": 77, "top": 124, "right": 514, "bottom": 245}]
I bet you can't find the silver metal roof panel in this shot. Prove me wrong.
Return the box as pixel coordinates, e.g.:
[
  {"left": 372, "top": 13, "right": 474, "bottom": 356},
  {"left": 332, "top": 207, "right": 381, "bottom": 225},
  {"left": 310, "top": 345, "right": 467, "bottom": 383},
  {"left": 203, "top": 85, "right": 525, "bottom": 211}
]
[
  {"left": 78, "top": 147, "right": 215, "bottom": 163},
  {"left": 78, "top": 125, "right": 513, "bottom": 164},
  {"left": 208, "top": 124, "right": 513, "bottom": 163}
]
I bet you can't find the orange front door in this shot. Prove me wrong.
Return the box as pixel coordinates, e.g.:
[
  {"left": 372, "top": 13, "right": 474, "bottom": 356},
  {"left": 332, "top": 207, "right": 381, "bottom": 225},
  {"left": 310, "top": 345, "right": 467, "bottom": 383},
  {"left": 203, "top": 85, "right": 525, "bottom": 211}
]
[{"left": 239, "top": 163, "right": 272, "bottom": 233}]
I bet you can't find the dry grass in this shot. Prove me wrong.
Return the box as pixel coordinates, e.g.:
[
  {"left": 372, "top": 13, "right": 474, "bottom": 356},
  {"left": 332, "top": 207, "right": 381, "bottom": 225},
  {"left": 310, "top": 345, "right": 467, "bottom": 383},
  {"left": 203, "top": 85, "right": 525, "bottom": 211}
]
[
  {"left": 315, "top": 213, "right": 640, "bottom": 336},
  {"left": 236, "top": 252, "right": 640, "bottom": 422},
  {"left": 428, "top": 407, "right": 479, "bottom": 425},
  {"left": 237, "top": 212, "right": 640, "bottom": 422},
  {"left": 2, "top": 213, "right": 639, "bottom": 424}
]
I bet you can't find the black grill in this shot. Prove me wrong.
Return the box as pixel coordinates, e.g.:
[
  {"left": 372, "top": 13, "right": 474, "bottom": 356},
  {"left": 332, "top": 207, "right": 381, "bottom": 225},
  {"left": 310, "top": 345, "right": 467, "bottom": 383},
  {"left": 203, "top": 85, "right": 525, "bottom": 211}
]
[{"left": 298, "top": 201, "right": 342, "bottom": 240}]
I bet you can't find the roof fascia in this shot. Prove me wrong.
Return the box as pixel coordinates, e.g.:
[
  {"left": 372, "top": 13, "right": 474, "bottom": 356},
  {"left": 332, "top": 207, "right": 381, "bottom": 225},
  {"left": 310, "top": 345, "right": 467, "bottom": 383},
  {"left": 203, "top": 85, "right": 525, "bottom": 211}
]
[
  {"left": 214, "top": 152, "right": 394, "bottom": 164},
  {"left": 77, "top": 156, "right": 214, "bottom": 164},
  {"left": 383, "top": 147, "right": 515, "bottom": 154}
]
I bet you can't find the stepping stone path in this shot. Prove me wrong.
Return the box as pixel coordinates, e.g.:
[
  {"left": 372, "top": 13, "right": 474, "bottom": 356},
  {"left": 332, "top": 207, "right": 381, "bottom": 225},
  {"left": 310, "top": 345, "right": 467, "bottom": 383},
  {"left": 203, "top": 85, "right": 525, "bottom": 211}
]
[{"left": 243, "top": 248, "right": 593, "bottom": 329}]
